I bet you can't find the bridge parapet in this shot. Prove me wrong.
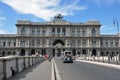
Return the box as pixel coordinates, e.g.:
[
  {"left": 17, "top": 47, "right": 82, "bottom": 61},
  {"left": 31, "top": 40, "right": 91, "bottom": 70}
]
[{"left": 0, "top": 56, "right": 44, "bottom": 80}]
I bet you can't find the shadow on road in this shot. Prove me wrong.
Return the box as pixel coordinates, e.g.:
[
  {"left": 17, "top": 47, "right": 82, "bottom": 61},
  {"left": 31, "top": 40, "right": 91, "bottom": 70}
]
[{"left": 7, "top": 61, "right": 45, "bottom": 80}]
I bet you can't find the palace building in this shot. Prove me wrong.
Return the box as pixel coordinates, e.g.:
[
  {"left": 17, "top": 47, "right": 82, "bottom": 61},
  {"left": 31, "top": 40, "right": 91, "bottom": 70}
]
[{"left": 0, "top": 14, "right": 119, "bottom": 57}]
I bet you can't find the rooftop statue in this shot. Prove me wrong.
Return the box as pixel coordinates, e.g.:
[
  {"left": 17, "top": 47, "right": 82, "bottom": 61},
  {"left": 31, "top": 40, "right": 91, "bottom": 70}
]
[{"left": 54, "top": 13, "right": 63, "bottom": 20}]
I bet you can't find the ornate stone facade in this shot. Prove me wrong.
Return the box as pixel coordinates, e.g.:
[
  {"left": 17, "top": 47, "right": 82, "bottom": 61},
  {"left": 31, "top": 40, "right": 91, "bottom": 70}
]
[{"left": 0, "top": 16, "right": 119, "bottom": 57}]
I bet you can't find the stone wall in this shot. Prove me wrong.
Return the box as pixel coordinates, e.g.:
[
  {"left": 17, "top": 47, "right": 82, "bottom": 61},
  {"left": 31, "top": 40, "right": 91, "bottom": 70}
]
[{"left": 0, "top": 56, "right": 44, "bottom": 80}]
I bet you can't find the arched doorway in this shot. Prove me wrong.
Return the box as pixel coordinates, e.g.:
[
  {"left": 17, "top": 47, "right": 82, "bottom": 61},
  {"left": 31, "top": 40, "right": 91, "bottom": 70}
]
[
  {"left": 2, "top": 52, "right": 5, "bottom": 56},
  {"left": 53, "top": 39, "right": 64, "bottom": 57},
  {"left": 92, "top": 49, "right": 96, "bottom": 56},
  {"left": 82, "top": 49, "right": 86, "bottom": 54},
  {"left": 72, "top": 49, "right": 76, "bottom": 56},
  {"left": 20, "top": 49, "right": 25, "bottom": 56},
  {"left": 13, "top": 52, "right": 16, "bottom": 55},
  {"left": 101, "top": 52, "right": 104, "bottom": 56},
  {"left": 31, "top": 49, "right": 35, "bottom": 55},
  {"left": 42, "top": 49, "right": 46, "bottom": 56},
  {"left": 8, "top": 52, "right": 10, "bottom": 55}
]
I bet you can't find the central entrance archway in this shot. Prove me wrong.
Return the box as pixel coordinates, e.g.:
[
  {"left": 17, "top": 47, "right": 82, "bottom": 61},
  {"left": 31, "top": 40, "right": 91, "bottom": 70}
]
[
  {"left": 53, "top": 39, "right": 65, "bottom": 46},
  {"left": 53, "top": 39, "right": 65, "bottom": 57}
]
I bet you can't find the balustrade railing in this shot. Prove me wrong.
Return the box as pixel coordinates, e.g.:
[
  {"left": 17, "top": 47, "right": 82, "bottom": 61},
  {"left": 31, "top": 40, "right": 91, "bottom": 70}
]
[{"left": 0, "top": 56, "right": 44, "bottom": 80}]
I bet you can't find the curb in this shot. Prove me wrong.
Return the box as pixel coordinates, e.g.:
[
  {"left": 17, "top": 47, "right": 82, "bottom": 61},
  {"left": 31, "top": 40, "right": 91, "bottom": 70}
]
[
  {"left": 51, "top": 59, "right": 55, "bottom": 80},
  {"left": 51, "top": 59, "right": 61, "bottom": 80}
]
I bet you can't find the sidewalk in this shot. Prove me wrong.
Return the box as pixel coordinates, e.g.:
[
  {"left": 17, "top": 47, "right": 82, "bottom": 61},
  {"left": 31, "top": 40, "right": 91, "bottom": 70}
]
[
  {"left": 77, "top": 56, "right": 120, "bottom": 65},
  {"left": 7, "top": 60, "right": 52, "bottom": 80},
  {"left": 76, "top": 57, "right": 120, "bottom": 70}
]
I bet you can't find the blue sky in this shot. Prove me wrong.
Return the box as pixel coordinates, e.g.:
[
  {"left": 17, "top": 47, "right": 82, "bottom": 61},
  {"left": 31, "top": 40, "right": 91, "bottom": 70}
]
[{"left": 0, "top": 0, "right": 120, "bottom": 34}]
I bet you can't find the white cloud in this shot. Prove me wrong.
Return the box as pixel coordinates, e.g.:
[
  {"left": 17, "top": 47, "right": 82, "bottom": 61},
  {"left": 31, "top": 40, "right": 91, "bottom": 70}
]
[
  {"left": 1, "top": 0, "right": 87, "bottom": 21},
  {"left": 0, "top": 30, "right": 7, "bottom": 34},
  {"left": 0, "top": 16, "right": 6, "bottom": 27}
]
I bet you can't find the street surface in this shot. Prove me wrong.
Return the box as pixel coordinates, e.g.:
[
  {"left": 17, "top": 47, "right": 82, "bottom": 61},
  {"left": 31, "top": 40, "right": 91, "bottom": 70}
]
[
  {"left": 7, "top": 60, "right": 52, "bottom": 80},
  {"left": 55, "top": 58, "right": 120, "bottom": 80}
]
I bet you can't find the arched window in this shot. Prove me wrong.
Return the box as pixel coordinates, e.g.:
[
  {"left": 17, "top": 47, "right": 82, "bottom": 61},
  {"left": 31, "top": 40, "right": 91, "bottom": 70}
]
[
  {"left": 20, "top": 49, "right": 25, "bottom": 56},
  {"left": 105, "top": 40, "right": 108, "bottom": 46},
  {"left": 92, "top": 40, "right": 96, "bottom": 47},
  {"left": 21, "top": 28, "right": 26, "bottom": 35},
  {"left": 31, "top": 49, "right": 35, "bottom": 55},
  {"left": 37, "top": 39, "right": 40, "bottom": 46},
  {"left": 91, "top": 28, "right": 96, "bottom": 36},
  {"left": 52, "top": 28, "right": 55, "bottom": 36}
]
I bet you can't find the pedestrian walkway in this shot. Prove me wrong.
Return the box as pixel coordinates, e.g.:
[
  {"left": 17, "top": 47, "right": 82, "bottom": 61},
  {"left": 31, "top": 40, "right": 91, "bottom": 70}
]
[
  {"left": 77, "top": 56, "right": 120, "bottom": 65},
  {"left": 7, "top": 60, "right": 52, "bottom": 80},
  {"left": 76, "top": 57, "right": 120, "bottom": 70}
]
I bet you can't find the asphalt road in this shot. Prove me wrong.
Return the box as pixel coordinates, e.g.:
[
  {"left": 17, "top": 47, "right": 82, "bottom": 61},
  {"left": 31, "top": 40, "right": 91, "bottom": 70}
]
[{"left": 55, "top": 58, "right": 120, "bottom": 80}]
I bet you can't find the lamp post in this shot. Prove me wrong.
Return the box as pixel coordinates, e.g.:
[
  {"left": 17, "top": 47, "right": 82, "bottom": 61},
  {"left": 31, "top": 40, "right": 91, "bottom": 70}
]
[
  {"left": 113, "top": 18, "right": 119, "bottom": 35},
  {"left": 113, "top": 18, "right": 120, "bottom": 62},
  {"left": 48, "top": 43, "right": 51, "bottom": 57}
]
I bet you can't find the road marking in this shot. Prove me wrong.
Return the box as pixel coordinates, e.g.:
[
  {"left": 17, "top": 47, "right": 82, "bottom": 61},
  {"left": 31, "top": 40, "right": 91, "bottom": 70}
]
[
  {"left": 76, "top": 60, "right": 120, "bottom": 70},
  {"left": 51, "top": 59, "right": 55, "bottom": 80},
  {"left": 54, "top": 59, "right": 62, "bottom": 80}
]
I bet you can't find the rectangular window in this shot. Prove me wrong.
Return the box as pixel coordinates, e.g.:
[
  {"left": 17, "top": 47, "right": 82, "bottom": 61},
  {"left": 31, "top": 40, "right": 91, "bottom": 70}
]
[
  {"left": 37, "top": 30, "right": 40, "bottom": 34},
  {"left": 42, "top": 30, "right": 46, "bottom": 36},
  {"left": 20, "top": 41, "right": 25, "bottom": 46},
  {"left": 82, "top": 29, "right": 86, "bottom": 36},
  {"left": 92, "top": 41, "right": 96, "bottom": 47},
  {"left": 62, "top": 28, "right": 66, "bottom": 36},
  {"left": 32, "top": 30, "right": 35, "bottom": 35},
  {"left": 77, "top": 29, "right": 81, "bottom": 36},
  {"left": 71, "top": 29, "right": 75, "bottom": 36}
]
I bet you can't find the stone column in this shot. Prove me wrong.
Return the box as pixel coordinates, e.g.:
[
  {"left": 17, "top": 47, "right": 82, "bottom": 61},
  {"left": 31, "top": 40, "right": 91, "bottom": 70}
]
[
  {"left": 60, "top": 28, "right": 62, "bottom": 36},
  {"left": 75, "top": 28, "right": 77, "bottom": 37},
  {"left": 55, "top": 28, "right": 57, "bottom": 36},
  {"left": 16, "top": 50, "right": 20, "bottom": 56},
  {"left": 25, "top": 50, "right": 29, "bottom": 56},
  {"left": 97, "top": 50, "right": 100, "bottom": 56},
  {"left": 40, "top": 28, "right": 42, "bottom": 36}
]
